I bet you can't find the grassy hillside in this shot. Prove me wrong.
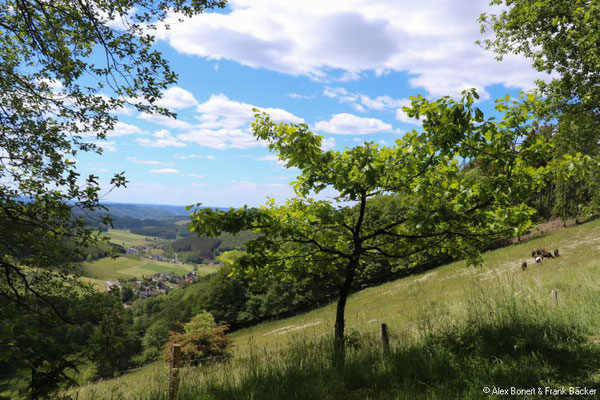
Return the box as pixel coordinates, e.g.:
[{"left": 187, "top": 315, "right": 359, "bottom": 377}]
[
  {"left": 103, "top": 229, "right": 161, "bottom": 247},
  {"left": 80, "top": 255, "right": 202, "bottom": 280},
  {"left": 71, "top": 220, "right": 600, "bottom": 399}
]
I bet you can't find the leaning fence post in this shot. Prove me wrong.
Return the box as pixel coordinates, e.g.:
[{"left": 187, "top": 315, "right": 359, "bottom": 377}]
[
  {"left": 550, "top": 289, "right": 558, "bottom": 308},
  {"left": 169, "top": 343, "right": 181, "bottom": 400},
  {"left": 381, "top": 323, "right": 390, "bottom": 354}
]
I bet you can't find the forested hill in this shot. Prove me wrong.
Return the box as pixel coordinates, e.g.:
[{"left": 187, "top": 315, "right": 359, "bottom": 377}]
[
  {"left": 74, "top": 203, "right": 230, "bottom": 239},
  {"left": 101, "top": 203, "right": 228, "bottom": 219}
]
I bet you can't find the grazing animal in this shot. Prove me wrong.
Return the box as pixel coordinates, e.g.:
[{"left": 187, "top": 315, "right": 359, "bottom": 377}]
[
  {"left": 521, "top": 261, "right": 527, "bottom": 271},
  {"left": 535, "top": 249, "right": 542, "bottom": 256},
  {"left": 554, "top": 249, "right": 560, "bottom": 257},
  {"left": 541, "top": 250, "right": 554, "bottom": 259},
  {"left": 535, "top": 256, "right": 542, "bottom": 266},
  {"left": 531, "top": 250, "right": 536, "bottom": 258}
]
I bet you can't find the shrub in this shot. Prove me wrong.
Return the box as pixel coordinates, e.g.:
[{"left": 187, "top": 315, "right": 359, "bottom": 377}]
[{"left": 163, "top": 325, "right": 232, "bottom": 366}]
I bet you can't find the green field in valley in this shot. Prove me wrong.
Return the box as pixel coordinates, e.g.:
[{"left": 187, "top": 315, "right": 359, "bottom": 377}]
[
  {"left": 103, "top": 229, "right": 163, "bottom": 247},
  {"left": 80, "top": 255, "right": 219, "bottom": 281},
  {"left": 70, "top": 219, "right": 600, "bottom": 399}
]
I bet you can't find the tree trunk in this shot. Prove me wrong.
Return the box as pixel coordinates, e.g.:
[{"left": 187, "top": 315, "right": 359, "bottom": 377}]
[
  {"left": 334, "top": 283, "right": 349, "bottom": 358},
  {"left": 334, "top": 260, "right": 357, "bottom": 361},
  {"left": 334, "top": 192, "right": 365, "bottom": 362}
]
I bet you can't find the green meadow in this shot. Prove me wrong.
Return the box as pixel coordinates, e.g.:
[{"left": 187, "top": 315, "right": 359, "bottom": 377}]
[
  {"left": 70, "top": 220, "right": 600, "bottom": 399},
  {"left": 80, "top": 255, "right": 219, "bottom": 281},
  {"left": 103, "top": 229, "right": 162, "bottom": 248}
]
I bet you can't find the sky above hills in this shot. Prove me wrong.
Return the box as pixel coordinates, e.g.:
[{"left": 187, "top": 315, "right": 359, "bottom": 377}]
[{"left": 82, "top": 0, "right": 545, "bottom": 207}]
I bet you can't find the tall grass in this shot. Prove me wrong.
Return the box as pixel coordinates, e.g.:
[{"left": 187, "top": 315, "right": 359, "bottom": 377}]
[{"left": 72, "top": 278, "right": 600, "bottom": 400}]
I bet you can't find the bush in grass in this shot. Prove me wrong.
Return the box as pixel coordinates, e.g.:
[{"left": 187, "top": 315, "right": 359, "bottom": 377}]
[{"left": 163, "top": 312, "right": 232, "bottom": 365}]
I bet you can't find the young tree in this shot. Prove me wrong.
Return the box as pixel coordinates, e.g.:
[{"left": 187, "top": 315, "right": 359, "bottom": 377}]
[
  {"left": 190, "top": 90, "right": 538, "bottom": 356},
  {"left": 87, "top": 298, "right": 140, "bottom": 378},
  {"left": 163, "top": 311, "right": 231, "bottom": 365}
]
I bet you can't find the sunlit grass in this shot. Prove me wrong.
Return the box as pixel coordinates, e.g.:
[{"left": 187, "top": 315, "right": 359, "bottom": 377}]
[
  {"left": 71, "top": 220, "right": 600, "bottom": 399},
  {"left": 103, "top": 229, "right": 162, "bottom": 248}
]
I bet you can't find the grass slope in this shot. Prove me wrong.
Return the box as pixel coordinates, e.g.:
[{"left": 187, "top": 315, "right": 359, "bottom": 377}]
[
  {"left": 228, "top": 218, "right": 600, "bottom": 353},
  {"left": 80, "top": 255, "right": 196, "bottom": 280},
  {"left": 103, "top": 229, "right": 162, "bottom": 247},
  {"left": 72, "top": 220, "right": 600, "bottom": 399}
]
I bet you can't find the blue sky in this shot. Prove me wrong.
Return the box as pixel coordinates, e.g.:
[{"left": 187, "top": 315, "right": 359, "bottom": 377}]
[{"left": 80, "top": 0, "right": 544, "bottom": 207}]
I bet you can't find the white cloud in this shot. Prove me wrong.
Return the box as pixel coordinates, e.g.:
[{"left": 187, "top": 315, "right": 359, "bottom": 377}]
[
  {"left": 187, "top": 173, "right": 205, "bottom": 178},
  {"left": 196, "top": 94, "right": 303, "bottom": 130},
  {"left": 136, "top": 93, "right": 304, "bottom": 151},
  {"left": 150, "top": 168, "right": 180, "bottom": 174},
  {"left": 154, "top": 0, "right": 545, "bottom": 97},
  {"left": 155, "top": 87, "right": 199, "bottom": 110},
  {"left": 126, "top": 156, "right": 174, "bottom": 166},
  {"left": 137, "top": 129, "right": 188, "bottom": 148},
  {"left": 359, "top": 94, "right": 408, "bottom": 111},
  {"left": 324, "top": 87, "right": 416, "bottom": 121},
  {"left": 314, "top": 113, "right": 393, "bottom": 135},
  {"left": 109, "top": 121, "right": 145, "bottom": 137},
  {"left": 287, "top": 92, "right": 316, "bottom": 99},
  {"left": 395, "top": 108, "right": 421, "bottom": 126},
  {"left": 138, "top": 113, "right": 195, "bottom": 130},
  {"left": 323, "top": 87, "right": 359, "bottom": 107},
  {"left": 177, "top": 128, "right": 263, "bottom": 150},
  {"left": 169, "top": 94, "right": 304, "bottom": 150}
]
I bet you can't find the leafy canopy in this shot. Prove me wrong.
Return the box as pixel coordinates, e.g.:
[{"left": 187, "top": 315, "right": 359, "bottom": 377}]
[
  {"left": 190, "top": 90, "right": 541, "bottom": 349},
  {"left": 479, "top": 0, "right": 600, "bottom": 116},
  {"left": 192, "top": 90, "right": 537, "bottom": 273}
]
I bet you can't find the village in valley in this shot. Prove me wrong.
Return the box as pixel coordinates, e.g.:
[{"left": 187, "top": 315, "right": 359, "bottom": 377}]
[{"left": 95, "top": 233, "right": 221, "bottom": 304}]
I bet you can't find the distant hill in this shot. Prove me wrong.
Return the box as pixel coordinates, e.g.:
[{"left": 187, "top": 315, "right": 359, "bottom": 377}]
[
  {"left": 102, "top": 203, "right": 189, "bottom": 219},
  {"left": 101, "top": 203, "right": 229, "bottom": 220}
]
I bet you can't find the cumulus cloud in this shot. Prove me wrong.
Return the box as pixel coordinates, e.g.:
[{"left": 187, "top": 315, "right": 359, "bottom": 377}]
[
  {"left": 109, "top": 121, "right": 146, "bottom": 137},
  {"left": 177, "top": 128, "right": 263, "bottom": 150},
  {"left": 395, "top": 108, "right": 421, "bottom": 126},
  {"left": 154, "top": 0, "right": 545, "bottom": 97},
  {"left": 314, "top": 113, "right": 393, "bottom": 135},
  {"left": 324, "top": 87, "right": 414, "bottom": 121},
  {"left": 137, "top": 129, "right": 188, "bottom": 148},
  {"left": 135, "top": 93, "right": 304, "bottom": 150},
  {"left": 170, "top": 94, "right": 303, "bottom": 150},
  {"left": 155, "top": 86, "right": 199, "bottom": 110},
  {"left": 138, "top": 113, "right": 195, "bottom": 130},
  {"left": 196, "top": 94, "right": 303, "bottom": 130},
  {"left": 287, "top": 92, "right": 316, "bottom": 99}
]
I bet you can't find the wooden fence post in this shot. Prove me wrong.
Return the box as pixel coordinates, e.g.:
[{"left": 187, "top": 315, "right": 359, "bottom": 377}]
[
  {"left": 169, "top": 343, "right": 181, "bottom": 400},
  {"left": 381, "top": 323, "right": 390, "bottom": 354},
  {"left": 550, "top": 289, "right": 558, "bottom": 308}
]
